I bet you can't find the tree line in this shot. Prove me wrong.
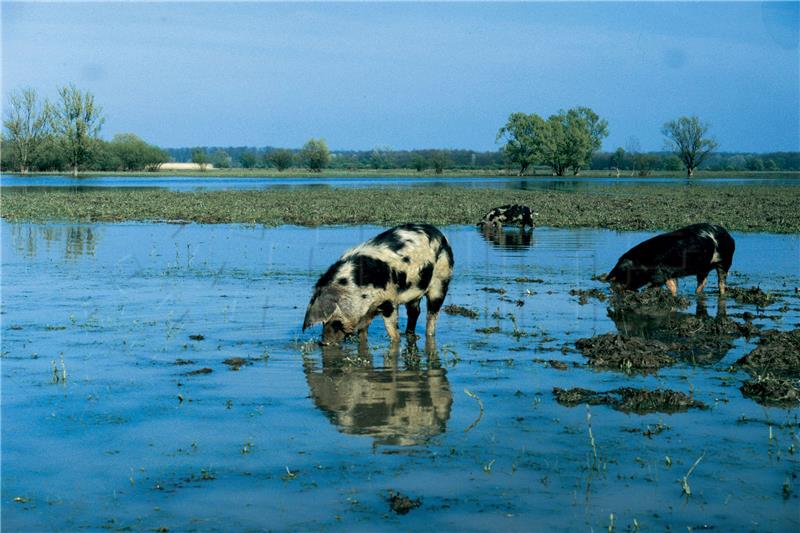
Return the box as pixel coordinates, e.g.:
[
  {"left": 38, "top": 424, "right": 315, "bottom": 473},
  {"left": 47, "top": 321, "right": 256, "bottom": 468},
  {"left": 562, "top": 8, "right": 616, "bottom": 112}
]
[{"left": 3, "top": 85, "right": 798, "bottom": 175}]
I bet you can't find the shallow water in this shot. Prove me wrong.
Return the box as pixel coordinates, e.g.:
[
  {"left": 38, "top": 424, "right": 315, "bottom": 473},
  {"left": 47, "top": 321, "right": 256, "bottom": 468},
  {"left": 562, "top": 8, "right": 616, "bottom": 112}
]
[
  {"left": 2, "top": 173, "right": 799, "bottom": 193},
  {"left": 2, "top": 222, "right": 799, "bottom": 531}
]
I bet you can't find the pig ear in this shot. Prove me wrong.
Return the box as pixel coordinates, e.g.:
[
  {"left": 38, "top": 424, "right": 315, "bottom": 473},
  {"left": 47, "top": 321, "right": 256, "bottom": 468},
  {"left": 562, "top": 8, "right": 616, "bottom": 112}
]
[{"left": 303, "top": 289, "right": 340, "bottom": 330}]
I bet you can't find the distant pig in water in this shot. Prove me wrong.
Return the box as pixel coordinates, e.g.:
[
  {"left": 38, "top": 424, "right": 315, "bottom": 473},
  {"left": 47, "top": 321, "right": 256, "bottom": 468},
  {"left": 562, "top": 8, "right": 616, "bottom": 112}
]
[
  {"left": 478, "top": 204, "right": 536, "bottom": 230},
  {"left": 603, "top": 223, "right": 735, "bottom": 296},
  {"left": 303, "top": 224, "right": 454, "bottom": 344}
]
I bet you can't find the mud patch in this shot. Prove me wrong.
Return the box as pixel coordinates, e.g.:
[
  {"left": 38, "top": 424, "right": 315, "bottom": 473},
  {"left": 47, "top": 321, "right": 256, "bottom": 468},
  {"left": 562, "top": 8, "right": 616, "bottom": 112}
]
[
  {"left": 479, "top": 287, "right": 506, "bottom": 294},
  {"left": 223, "top": 357, "right": 250, "bottom": 371},
  {"left": 610, "top": 287, "right": 689, "bottom": 310},
  {"left": 188, "top": 334, "right": 205, "bottom": 341},
  {"left": 514, "top": 277, "right": 544, "bottom": 283},
  {"left": 476, "top": 326, "right": 501, "bottom": 334},
  {"left": 443, "top": 305, "right": 479, "bottom": 319},
  {"left": 553, "top": 386, "right": 706, "bottom": 414},
  {"left": 388, "top": 491, "right": 422, "bottom": 515},
  {"left": 740, "top": 377, "right": 800, "bottom": 407},
  {"left": 185, "top": 367, "right": 213, "bottom": 376},
  {"left": 569, "top": 288, "right": 607, "bottom": 305},
  {"left": 735, "top": 328, "right": 800, "bottom": 378},
  {"left": 728, "top": 286, "right": 779, "bottom": 307},
  {"left": 575, "top": 333, "right": 676, "bottom": 373}
]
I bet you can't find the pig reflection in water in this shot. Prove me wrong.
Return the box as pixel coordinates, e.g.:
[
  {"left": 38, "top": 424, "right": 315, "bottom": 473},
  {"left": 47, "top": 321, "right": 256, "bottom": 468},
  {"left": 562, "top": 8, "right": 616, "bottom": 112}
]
[
  {"left": 609, "top": 297, "right": 734, "bottom": 365},
  {"left": 477, "top": 226, "right": 534, "bottom": 250},
  {"left": 303, "top": 341, "right": 452, "bottom": 446}
]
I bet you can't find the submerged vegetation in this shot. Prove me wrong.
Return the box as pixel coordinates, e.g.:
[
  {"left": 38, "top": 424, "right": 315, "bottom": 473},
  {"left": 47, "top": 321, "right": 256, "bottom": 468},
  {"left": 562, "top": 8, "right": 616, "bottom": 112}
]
[{"left": 3, "top": 184, "right": 799, "bottom": 233}]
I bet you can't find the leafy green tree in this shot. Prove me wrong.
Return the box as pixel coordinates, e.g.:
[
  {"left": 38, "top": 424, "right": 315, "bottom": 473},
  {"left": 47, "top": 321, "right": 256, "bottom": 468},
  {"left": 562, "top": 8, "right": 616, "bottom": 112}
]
[
  {"left": 239, "top": 150, "right": 258, "bottom": 169},
  {"left": 266, "top": 149, "right": 293, "bottom": 171},
  {"left": 411, "top": 154, "right": 427, "bottom": 172},
  {"left": 610, "top": 147, "right": 626, "bottom": 171},
  {"left": 300, "top": 138, "right": 330, "bottom": 172},
  {"left": 191, "top": 148, "right": 209, "bottom": 171},
  {"left": 51, "top": 85, "right": 105, "bottom": 176},
  {"left": 496, "top": 112, "right": 548, "bottom": 175},
  {"left": 369, "top": 146, "right": 394, "bottom": 169},
  {"left": 663, "top": 155, "right": 683, "bottom": 172},
  {"left": 536, "top": 107, "right": 608, "bottom": 176},
  {"left": 745, "top": 157, "right": 764, "bottom": 171},
  {"left": 662, "top": 116, "right": 718, "bottom": 177},
  {"left": 212, "top": 149, "right": 231, "bottom": 169},
  {"left": 764, "top": 159, "right": 777, "bottom": 171},
  {"left": 3, "top": 87, "right": 52, "bottom": 173},
  {"left": 108, "top": 133, "right": 168, "bottom": 171},
  {"left": 430, "top": 150, "right": 449, "bottom": 174}
]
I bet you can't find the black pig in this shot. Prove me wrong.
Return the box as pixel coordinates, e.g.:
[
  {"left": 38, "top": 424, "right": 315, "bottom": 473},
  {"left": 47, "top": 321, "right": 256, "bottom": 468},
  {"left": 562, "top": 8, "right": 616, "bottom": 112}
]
[
  {"left": 604, "top": 223, "right": 735, "bottom": 295},
  {"left": 477, "top": 204, "right": 536, "bottom": 230},
  {"left": 303, "top": 224, "right": 454, "bottom": 344}
]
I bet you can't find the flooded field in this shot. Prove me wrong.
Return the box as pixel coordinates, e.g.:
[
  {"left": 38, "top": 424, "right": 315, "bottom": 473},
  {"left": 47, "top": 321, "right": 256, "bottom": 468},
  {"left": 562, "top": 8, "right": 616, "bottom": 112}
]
[{"left": 2, "top": 221, "right": 799, "bottom": 531}]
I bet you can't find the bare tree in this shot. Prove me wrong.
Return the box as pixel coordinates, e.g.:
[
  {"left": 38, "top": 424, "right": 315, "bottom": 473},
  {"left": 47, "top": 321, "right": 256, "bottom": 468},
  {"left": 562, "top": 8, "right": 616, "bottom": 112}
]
[
  {"left": 662, "top": 116, "right": 718, "bottom": 177},
  {"left": 3, "top": 87, "right": 51, "bottom": 173},
  {"left": 51, "top": 84, "right": 105, "bottom": 176}
]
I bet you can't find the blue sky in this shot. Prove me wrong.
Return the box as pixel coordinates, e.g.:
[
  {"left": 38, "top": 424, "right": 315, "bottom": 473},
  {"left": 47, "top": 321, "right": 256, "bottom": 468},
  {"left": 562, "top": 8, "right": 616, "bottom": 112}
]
[{"left": 2, "top": 1, "right": 798, "bottom": 152}]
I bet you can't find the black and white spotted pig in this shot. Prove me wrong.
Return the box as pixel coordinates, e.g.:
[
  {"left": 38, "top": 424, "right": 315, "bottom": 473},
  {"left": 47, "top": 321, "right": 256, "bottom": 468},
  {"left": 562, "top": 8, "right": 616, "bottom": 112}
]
[
  {"left": 478, "top": 204, "right": 536, "bottom": 230},
  {"left": 604, "top": 223, "right": 735, "bottom": 296},
  {"left": 303, "top": 224, "right": 454, "bottom": 344}
]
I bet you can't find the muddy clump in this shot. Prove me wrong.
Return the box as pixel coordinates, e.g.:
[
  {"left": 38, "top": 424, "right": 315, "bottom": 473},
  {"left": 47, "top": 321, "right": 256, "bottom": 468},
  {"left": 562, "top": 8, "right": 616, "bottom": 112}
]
[
  {"left": 735, "top": 328, "right": 800, "bottom": 378},
  {"left": 476, "top": 326, "right": 501, "bottom": 334},
  {"left": 569, "top": 288, "right": 607, "bottom": 305},
  {"left": 480, "top": 287, "right": 506, "bottom": 294},
  {"left": 185, "top": 367, "right": 213, "bottom": 376},
  {"left": 514, "top": 277, "right": 544, "bottom": 283},
  {"left": 575, "top": 333, "right": 676, "bottom": 373},
  {"left": 223, "top": 357, "right": 250, "bottom": 371},
  {"left": 188, "top": 334, "right": 205, "bottom": 341},
  {"left": 553, "top": 386, "right": 706, "bottom": 414},
  {"left": 443, "top": 305, "right": 479, "bottom": 319},
  {"left": 728, "top": 286, "right": 779, "bottom": 307},
  {"left": 610, "top": 287, "right": 689, "bottom": 310},
  {"left": 388, "top": 491, "right": 422, "bottom": 515},
  {"left": 740, "top": 377, "right": 800, "bottom": 407}
]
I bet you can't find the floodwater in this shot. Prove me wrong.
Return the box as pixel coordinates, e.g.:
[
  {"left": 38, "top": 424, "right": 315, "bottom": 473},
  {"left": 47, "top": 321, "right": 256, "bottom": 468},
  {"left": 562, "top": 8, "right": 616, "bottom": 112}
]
[
  {"left": 2, "top": 222, "right": 799, "bottom": 531},
  {"left": 2, "top": 172, "right": 799, "bottom": 193}
]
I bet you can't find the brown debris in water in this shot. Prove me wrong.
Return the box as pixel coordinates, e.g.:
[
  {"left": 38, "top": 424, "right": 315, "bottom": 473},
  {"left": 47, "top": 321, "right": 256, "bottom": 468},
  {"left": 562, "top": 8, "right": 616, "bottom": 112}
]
[
  {"left": 575, "top": 333, "right": 676, "bottom": 373},
  {"left": 728, "top": 286, "right": 779, "bottom": 307},
  {"left": 188, "top": 334, "right": 205, "bottom": 341},
  {"left": 388, "top": 491, "right": 422, "bottom": 515},
  {"left": 223, "top": 357, "right": 250, "bottom": 371},
  {"left": 553, "top": 386, "right": 706, "bottom": 414},
  {"left": 735, "top": 328, "right": 800, "bottom": 378},
  {"left": 443, "top": 305, "right": 479, "bottom": 319},
  {"left": 185, "top": 367, "right": 213, "bottom": 376},
  {"left": 476, "top": 326, "right": 501, "bottom": 334},
  {"left": 514, "top": 277, "right": 545, "bottom": 283},
  {"left": 740, "top": 377, "right": 800, "bottom": 407},
  {"left": 480, "top": 287, "right": 507, "bottom": 294},
  {"left": 569, "top": 288, "right": 607, "bottom": 305}
]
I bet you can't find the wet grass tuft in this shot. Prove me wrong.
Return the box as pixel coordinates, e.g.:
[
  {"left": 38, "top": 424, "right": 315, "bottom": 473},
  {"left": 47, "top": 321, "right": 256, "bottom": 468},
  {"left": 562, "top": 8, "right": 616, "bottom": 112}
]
[
  {"left": 575, "top": 333, "right": 677, "bottom": 374},
  {"left": 553, "top": 387, "right": 707, "bottom": 414},
  {"left": 388, "top": 491, "right": 422, "bottom": 515},
  {"left": 740, "top": 377, "right": 800, "bottom": 407},
  {"left": 728, "top": 286, "right": 780, "bottom": 307},
  {"left": 443, "top": 305, "right": 479, "bottom": 319},
  {"left": 735, "top": 328, "right": 800, "bottom": 378}
]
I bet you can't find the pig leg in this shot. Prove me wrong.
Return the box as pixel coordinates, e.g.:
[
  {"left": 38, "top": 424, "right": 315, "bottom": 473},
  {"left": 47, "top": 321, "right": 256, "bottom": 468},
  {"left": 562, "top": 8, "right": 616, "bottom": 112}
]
[
  {"left": 716, "top": 265, "right": 728, "bottom": 295},
  {"left": 358, "top": 328, "right": 368, "bottom": 345},
  {"left": 665, "top": 278, "right": 678, "bottom": 296},
  {"left": 696, "top": 272, "right": 709, "bottom": 294},
  {"left": 381, "top": 307, "right": 401, "bottom": 343},
  {"left": 425, "top": 279, "right": 451, "bottom": 337},
  {"left": 405, "top": 299, "right": 421, "bottom": 337}
]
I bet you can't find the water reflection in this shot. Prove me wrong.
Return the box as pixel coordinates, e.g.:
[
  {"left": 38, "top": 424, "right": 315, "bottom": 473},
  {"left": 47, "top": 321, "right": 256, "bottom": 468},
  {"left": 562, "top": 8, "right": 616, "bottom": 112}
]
[
  {"left": 303, "top": 340, "right": 452, "bottom": 446},
  {"left": 608, "top": 297, "right": 736, "bottom": 364},
  {"left": 11, "top": 224, "right": 100, "bottom": 259},
  {"left": 477, "top": 226, "right": 534, "bottom": 250}
]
